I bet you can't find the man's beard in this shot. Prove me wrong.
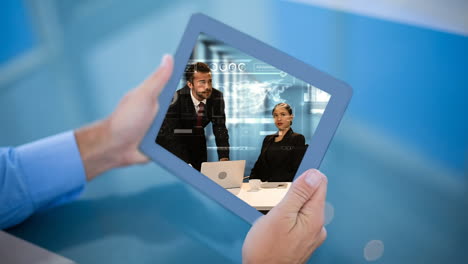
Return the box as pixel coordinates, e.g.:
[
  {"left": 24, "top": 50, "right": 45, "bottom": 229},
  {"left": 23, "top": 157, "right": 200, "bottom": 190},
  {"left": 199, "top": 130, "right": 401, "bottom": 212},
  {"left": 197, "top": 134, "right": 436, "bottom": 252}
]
[{"left": 197, "top": 90, "right": 212, "bottom": 99}]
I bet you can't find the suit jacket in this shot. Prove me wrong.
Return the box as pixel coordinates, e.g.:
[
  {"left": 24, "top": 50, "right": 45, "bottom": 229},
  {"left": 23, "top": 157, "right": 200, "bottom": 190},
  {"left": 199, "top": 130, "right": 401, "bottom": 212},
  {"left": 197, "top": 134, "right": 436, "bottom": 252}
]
[
  {"left": 250, "top": 128, "right": 307, "bottom": 182},
  {"left": 156, "top": 85, "right": 229, "bottom": 170}
]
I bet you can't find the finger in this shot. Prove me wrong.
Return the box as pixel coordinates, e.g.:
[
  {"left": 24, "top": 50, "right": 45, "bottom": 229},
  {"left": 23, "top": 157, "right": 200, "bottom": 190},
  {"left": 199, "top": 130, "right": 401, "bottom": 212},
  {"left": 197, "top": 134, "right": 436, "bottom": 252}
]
[
  {"left": 298, "top": 171, "right": 328, "bottom": 221},
  {"left": 276, "top": 169, "right": 324, "bottom": 215},
  {"left": 142, "top": 54, "right": 174, "bottom": 100}
]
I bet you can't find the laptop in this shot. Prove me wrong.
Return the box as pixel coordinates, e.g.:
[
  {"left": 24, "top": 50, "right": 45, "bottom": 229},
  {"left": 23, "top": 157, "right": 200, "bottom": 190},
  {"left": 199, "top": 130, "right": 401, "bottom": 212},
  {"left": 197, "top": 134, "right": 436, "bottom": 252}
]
[{"left": 201, "top": 160, "right": 246, "bottom": 189}]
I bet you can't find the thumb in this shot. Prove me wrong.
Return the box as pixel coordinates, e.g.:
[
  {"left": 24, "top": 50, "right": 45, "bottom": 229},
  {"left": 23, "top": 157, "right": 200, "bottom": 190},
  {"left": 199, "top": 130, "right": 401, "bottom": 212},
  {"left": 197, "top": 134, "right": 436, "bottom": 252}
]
[
  {"left": 276, "top": 169, "right": 324, "bottom": 215},
  {"left": 141, "top": 54, "right": 174, "bottom": 100}
]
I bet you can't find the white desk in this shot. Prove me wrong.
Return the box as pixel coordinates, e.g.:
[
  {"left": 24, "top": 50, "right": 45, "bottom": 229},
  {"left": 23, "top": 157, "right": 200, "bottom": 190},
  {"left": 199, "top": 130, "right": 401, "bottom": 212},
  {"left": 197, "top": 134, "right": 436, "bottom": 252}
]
[{"left": 228, "top": 183, "right": 291, "bottom": 211}]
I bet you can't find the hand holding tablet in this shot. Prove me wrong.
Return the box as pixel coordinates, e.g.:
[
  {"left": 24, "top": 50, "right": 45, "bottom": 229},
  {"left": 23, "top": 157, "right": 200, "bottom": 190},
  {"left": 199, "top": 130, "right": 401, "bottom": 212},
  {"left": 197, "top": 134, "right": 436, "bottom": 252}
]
[
  {"left": 243, "top": 169, "right": 328, "bottom": 264},
  {"left": 74, "top": 12, "right": 342, "bottom": 262},
  {"left": 0, "top": 11, "right": 345, "bottom": 263},
  {"left": 140, "top": 13, "right": 352, "bottom": 223}
]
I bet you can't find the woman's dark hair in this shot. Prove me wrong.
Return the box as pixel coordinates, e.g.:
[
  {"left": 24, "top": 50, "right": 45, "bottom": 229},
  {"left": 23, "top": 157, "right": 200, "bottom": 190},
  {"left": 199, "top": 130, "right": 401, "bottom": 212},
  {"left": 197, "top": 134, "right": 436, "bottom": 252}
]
[
  {"left": 184, "top": 62, "right": 211, "bottom": 84},
  {"left": 272, "top": 103, "right": 293, "bottom": 115},
  {"left": 272, "top": 103, "right": 293, "bottom": 125}
]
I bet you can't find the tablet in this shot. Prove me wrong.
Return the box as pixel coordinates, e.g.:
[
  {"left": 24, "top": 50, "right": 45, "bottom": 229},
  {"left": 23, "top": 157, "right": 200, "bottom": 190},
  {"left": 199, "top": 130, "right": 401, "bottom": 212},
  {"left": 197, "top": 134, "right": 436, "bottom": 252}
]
[
  {"left": 260, "top": 182, "right": 288, "bottom": 189},
  {"left": 140, "top": 13, "right": 352, "bottom": 224}
]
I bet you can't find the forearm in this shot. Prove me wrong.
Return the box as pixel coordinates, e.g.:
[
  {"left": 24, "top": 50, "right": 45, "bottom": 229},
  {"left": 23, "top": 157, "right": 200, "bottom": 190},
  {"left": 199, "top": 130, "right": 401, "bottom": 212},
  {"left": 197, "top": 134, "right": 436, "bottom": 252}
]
[
  {"left": 1, "top": 132, "right": 86, "bottom": 229},
  {"left": 213, "top": 126, "right": 230, "bottom": 159},
  {"left": 216, "top": 145, "right": 229, "bottom": 160}
]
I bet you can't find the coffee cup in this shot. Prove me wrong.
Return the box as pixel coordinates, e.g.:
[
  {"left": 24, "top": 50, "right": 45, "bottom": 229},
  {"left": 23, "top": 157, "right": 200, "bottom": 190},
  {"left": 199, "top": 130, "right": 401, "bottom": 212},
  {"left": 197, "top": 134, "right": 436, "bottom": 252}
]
[{"left": 248, "top": 179, "right": 261, "bottom": 191}]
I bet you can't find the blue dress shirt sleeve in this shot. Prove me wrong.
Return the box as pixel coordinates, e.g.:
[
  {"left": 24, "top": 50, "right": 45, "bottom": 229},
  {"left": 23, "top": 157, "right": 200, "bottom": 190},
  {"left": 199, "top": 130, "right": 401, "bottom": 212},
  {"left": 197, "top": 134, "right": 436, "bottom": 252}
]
[{"left": 0, "top": 131, "right": 86, "bottom": 229}]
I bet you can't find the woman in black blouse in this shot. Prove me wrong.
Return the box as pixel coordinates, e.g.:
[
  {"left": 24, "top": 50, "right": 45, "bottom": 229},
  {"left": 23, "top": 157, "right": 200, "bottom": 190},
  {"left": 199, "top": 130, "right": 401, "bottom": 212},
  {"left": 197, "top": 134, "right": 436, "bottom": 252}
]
[{"left": 250, "top": 103, "right": 307, "bottom": 182}]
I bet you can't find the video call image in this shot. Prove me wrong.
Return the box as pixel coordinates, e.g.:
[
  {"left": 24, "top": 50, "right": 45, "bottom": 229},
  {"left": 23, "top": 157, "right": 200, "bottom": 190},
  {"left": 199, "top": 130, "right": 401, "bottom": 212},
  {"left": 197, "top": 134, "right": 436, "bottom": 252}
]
[{"left": 156, "top": 33, "right": 330, "bottom": 212}]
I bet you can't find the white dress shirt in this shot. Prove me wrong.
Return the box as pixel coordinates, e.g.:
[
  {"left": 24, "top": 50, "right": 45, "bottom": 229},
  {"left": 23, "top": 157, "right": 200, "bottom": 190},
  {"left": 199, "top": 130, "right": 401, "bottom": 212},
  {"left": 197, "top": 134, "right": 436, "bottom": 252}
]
[{"left": 190, "top": 90, "right": 207, "bottom": 112}]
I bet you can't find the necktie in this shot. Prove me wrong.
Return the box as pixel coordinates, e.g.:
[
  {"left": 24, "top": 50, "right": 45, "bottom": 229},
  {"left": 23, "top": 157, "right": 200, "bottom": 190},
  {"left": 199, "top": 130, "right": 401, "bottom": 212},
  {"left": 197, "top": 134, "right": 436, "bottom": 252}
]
[{"left": 196, "top": 102, "right": 205, "bottom": 127}]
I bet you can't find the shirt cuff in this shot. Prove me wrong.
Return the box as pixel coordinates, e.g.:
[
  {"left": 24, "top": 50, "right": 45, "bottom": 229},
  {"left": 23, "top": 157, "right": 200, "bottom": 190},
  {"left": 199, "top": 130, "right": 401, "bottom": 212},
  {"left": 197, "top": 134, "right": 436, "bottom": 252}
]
[{"left": 16, "top": 131, "right": 86, "bottom": 211}]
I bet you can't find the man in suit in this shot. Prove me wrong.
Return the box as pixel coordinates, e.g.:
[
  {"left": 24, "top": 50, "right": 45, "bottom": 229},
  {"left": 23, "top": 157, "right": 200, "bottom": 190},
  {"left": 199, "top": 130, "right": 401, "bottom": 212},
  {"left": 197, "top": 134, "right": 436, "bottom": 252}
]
[{"left": 156, "top": 62, "right": 229, "bottom": 171}]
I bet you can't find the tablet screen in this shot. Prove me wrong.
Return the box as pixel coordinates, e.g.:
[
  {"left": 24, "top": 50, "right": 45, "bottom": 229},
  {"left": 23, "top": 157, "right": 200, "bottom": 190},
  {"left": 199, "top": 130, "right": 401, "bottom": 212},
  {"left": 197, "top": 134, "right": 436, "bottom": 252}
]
[{"left": 155, "top": 33, "right": 330, "bottom": 212}]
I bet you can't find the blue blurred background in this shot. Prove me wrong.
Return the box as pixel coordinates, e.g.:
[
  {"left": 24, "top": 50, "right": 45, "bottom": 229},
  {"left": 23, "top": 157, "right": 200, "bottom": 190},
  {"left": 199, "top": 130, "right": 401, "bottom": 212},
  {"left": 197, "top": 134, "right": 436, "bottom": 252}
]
[{"left": 2, "top": 0, "right": 467, "bottom": 263}]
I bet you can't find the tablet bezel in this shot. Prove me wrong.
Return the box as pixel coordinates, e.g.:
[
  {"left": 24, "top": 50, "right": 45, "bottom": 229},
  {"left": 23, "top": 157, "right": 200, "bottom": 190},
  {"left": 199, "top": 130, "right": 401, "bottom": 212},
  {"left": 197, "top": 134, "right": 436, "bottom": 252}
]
[{"left": 140, "top": 13, "right": 352, "bottom": 224}]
